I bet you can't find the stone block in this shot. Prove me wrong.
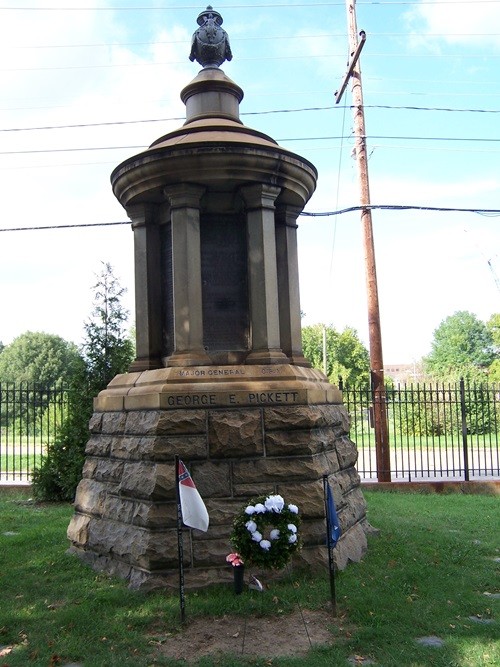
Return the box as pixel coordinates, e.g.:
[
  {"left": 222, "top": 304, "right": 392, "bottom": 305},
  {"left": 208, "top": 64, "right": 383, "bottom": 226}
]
[
  {"left": 131, "top": 501, "right": 176, "bottom": 529},
  {"left": 339, "top": 487, "right": 368, "bottom": 532},
  {"left": 125, "top": 410, "right": 163, "bottom": 435},
  {"left": 275, "top": 479, "right": 324, "bottom": 517},
  {"left": 153, "top": 435, "right": 207, "bottom": 461},
  {"left": 111, "top": 435, "right": 156, "bottom": 460},
  {"left": 87, "top": 519, "right": 181, "bottom": 570},
  {"left": 265, "top": 427, "right": 337, "bottom": 456},
  {"left": 156, "top": 409, "right": 207, "bottom": 435},
  {"left": 191, "top": 460, "right": 232, "bottom": 498},
  {"left": 85, "top": 435, "right": 113, "bottom": 457},
  {"left": 332, "top": 467, "right": 361, "bottom": 497},
  {"left": 333, "top": 522, "right": 367, "bottom": 569},
  {"left": 192, "top": 536, "right": 232, "bottom": 567},
  {"left": 204, "top": 498, "right": 248, "bottom": 525},
  {"left": 74, "top": 478, "right": 108, "bottom": 516},
  {"left": 82, "top": 457, "right": 98, "bottom": 480},
  {"left": 336, "top": 435, "right": 358, "bottom": 469},
  {"left": 88, "top": 413, "right": 103, "bottom": 434},
  {"left": 294, "top": 544, "right": 329, "bottom": 571},
  {"left": 111, "top": 434, "right": 207, "bottom": 462},
  {"left": 88, "top": 458, "right": 125, "bottom": 484},
  {"left": 263, "top": 404, "right": 345, "bottom": 431},
  {"left": 300, "top": 518, "right": 329, "bottom": 545},
  {"left": 118, "top": 462, "right": 174, "bottom": 500},
  {"left": 232, "top": 451, "right": 339, "bottom": 485},
  {"left": 103, "top": 494, "right": 136, "bottom": 525},
  {"left": 208, "top": 409, "right": 263, "bottom": 458},
  {"left": 232, "top": 482, "right": 277, "bottom": 498},
  {"left": 67, "top": 513, "right": 90, "bottom": 547},
  {"left": 101, "top": 411, "right": 128, "bottom": 435}
]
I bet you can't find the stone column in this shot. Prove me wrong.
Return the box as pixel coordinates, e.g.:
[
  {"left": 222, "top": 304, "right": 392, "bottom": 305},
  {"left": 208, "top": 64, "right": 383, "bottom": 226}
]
[
  {"left": 241, "top": 183, "right": 288, "bottom": 364},
  {"left": 275, "top": 204, "right": 311, "bottom": 367},
  {"left": 127, "top": 204, "right": 163, "bottom": 371},
  {"left": 163, "top": 184, "right": 211, "bottom": 367}
]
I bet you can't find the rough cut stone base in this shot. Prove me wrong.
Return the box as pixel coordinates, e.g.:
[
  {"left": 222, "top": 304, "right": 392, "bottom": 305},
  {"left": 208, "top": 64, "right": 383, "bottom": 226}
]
[{"left": 67, "top": 366, "right": 370, "bottom": 590}]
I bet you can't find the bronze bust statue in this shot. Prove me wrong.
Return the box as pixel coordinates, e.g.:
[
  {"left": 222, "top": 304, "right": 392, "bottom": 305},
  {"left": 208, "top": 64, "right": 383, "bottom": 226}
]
[{"left": 189, "top": 5, "right": 232, "bottom": 68}]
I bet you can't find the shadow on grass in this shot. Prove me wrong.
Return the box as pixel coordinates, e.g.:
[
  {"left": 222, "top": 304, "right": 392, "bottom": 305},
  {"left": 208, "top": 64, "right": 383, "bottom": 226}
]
[{"left": 0, "top": 490, "right": 498, "bottom": 666}]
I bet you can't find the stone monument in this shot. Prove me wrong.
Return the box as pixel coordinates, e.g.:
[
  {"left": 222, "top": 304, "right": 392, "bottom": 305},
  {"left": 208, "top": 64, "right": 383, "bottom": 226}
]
[{"left": 67, "top": 5, "right": 370, "bottom": 591}]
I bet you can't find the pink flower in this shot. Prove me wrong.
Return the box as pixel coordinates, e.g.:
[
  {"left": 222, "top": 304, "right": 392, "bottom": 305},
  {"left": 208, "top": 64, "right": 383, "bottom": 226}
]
[{"left": 226, "top": 552, "right": 244, "bottom": 567}]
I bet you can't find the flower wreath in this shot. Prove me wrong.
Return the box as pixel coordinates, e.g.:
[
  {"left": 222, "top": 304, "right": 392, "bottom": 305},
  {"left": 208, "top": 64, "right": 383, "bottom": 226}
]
[{"left": 230, "top": 494, "right": 301, "bottom": 570}]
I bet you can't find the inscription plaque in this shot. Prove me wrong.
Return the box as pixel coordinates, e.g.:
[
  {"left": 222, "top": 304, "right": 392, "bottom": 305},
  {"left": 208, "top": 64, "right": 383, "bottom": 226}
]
[
  {"left": 161, "top": 221, "right": 174, "bottom": 358},
  {"left": 201, "top": 214, "right": 249, "bottom": 351}
]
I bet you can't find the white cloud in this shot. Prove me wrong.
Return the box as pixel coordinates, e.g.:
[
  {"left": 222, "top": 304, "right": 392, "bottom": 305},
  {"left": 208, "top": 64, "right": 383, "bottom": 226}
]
[{"left": 406, "top": 0, "right": 500, "bottom": 49}]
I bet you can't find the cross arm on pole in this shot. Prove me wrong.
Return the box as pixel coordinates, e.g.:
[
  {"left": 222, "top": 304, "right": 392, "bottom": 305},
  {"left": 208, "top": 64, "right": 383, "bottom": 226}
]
[{"left": 335, "top": 30, "right": 366, "bottom": 105}]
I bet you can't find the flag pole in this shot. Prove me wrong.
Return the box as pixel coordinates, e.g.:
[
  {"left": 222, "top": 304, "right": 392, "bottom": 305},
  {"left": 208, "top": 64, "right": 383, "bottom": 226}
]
[
  {"left": 323, "top": 474, "right": 337, "bottom": 616},
  {"left": 175, "top": 454, "right": 186, "bottom": 623}
]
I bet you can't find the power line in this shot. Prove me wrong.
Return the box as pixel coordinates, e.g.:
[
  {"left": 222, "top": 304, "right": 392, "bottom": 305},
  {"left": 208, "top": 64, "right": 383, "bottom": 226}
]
[
  {"left": 8, "top": 32, "right": 500, "bottom": 51},
  {"left": 1, "top": 1, "right": 499, "bottom": 9},
  {"left": 301, "top": 205, "right": 500, "bottom": 217},
  {"left": 0, "top": 221, "right": 131, "bottom": 232},
  {"left": 2, "top": 204, "right": 500, "bottom": 233},
  {"left": 4, "top": 50, "right": 500, "bottom": 73},
  {"left": 3, "top": 130, "right": 500, "bottom": 156},
  {"left": 5, "top": 103, "right": 500, "bottom": 134}
]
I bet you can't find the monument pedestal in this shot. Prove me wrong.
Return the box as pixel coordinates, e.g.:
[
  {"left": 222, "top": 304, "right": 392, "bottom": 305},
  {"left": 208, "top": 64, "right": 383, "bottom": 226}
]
[
  {"left": 67, "top": 8, "right": 371, "bottom": 590},
  {"left": 68, "top": 366, "right": 370, "bottom": 591}
]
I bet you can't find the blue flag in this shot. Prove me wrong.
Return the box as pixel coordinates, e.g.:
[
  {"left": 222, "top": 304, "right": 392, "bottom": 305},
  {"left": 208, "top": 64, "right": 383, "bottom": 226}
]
[{"left": 326, "top": 483, "right": 341, "bottom": 547}]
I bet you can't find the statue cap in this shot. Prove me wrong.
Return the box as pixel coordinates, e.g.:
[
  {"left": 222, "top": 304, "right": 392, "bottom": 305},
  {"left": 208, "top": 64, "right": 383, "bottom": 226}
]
[{"left": 197, "top": 5, "right": 223, "bottom": 26}]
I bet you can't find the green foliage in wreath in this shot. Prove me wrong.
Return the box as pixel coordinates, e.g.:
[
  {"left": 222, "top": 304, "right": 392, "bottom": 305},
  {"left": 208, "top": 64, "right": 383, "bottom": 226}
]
[{"left": 230, "top": 494, "right": 301, "bottom": 570}]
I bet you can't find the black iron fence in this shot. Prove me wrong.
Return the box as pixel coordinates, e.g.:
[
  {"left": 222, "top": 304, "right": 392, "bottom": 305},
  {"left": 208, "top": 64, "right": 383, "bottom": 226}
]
[
  {"left": 0, "top": 380, "right": 499, "bottom": 484},
  {"left": 0, "top": 383, "right": 69, "bottom": 483},
  {"left": 341, "top": 378, "right": 500, "bottom": 481}
]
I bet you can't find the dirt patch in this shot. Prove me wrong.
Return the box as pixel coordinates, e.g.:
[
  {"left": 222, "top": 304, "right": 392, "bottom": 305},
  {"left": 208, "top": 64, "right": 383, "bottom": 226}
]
[{"left": 153, "top": 608, "right": 336, "bottom": 663}]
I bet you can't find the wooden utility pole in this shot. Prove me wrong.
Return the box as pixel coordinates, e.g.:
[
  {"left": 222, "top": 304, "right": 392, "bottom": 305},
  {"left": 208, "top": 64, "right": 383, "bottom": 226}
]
[{"left": 336, "top": 0, "right": 391, "bottom": 482}]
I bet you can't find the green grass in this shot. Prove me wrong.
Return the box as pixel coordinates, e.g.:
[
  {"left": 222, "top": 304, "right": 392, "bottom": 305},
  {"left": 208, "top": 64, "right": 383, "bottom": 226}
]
[
  {"left": 0, "top": 453, "right": 43, "bottom": 475},
  {"left": 0, "top": 490, "right": 498, "bottom": 666}
]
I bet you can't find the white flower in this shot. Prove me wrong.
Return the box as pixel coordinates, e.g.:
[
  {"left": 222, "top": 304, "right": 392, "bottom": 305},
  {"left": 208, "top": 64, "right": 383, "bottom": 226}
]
[
  {"left": 265, "top": 494, "right": 285, "bottom": 513},
  {"left": 245, "top": 520, "right": 257, "bottom": 533},
  {"left": 259, "top": 539, "right": 271, "bottom": 550},
  {"left": 287, "top": 523, "right": 297, "bottom": 533},
  {"left": 245, "top": 505, "right": 256, "bottom": 515},
  {"left": 254, "top": 503, "right": 266, "bottom": 514},
  {"left": 269, "top": 529, "right": 280, "bottom": 540},
  {"left": 251, "top": 530, "right": 263, "bottom": 542},
  {"left": 288, "top": 534, "right": 297, "bottom": 544},
  {"left": 288, "top": 504, "right": 299, "bottom": 514}
]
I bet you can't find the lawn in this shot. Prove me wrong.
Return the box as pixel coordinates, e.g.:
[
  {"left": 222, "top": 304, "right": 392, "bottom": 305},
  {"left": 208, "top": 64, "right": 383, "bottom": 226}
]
[{"left": 0, "top": 489, "right": 498, "bottom": 666}]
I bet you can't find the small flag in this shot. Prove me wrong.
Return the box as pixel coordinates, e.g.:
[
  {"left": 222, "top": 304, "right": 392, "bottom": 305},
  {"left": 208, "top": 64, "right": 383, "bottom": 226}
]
[
  {"left": 326, "top": 483, "right": 341, "bottom": 547},
  {"left": 178, "top": 460, "right": 209, "bottom": 532}
]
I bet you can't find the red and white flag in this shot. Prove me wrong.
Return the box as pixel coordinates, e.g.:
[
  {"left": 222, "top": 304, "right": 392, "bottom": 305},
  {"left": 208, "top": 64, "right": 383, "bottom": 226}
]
[{"left": 177, "top": 460, "right": 209, "bottom": 532}]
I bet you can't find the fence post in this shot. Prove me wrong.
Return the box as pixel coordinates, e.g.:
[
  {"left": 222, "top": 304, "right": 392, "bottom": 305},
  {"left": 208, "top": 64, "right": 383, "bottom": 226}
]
[{"left": 460, "top": 377, "right": 470, "bottom": 481}]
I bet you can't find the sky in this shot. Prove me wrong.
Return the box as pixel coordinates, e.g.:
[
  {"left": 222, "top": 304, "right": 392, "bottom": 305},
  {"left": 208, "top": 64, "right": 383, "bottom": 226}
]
[{"left": 1, "top": 0, "right": 499, "bottom": 365}]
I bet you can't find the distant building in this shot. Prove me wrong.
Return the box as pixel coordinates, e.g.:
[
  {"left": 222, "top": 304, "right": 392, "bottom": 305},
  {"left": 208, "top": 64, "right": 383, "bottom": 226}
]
[{"left": 384, "top": 363, "right": 423, "bottom": 385}]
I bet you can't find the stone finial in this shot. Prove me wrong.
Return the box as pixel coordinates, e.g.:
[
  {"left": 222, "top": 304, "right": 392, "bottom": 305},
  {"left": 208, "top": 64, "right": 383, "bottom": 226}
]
[{"left": 189, "top": 5, "right": 232, "bottom": 68}]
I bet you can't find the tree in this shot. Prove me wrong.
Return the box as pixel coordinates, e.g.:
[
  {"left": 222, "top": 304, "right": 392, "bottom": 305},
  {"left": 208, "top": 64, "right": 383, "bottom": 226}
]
[
  {"left": 0, "top": 331, "right": 80, "bottom": 385},
  {"left": 423, "top": 311, "right": 495, "bottom": 381},
  {"left": 301, "top": 324, "right": 370, "bottom": 386},
  {"left": 486, "top": 313, "right": 500, "bottom": 382},
  {"left": 32, "top": 263, "right": 134, "bottom": 501}
]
